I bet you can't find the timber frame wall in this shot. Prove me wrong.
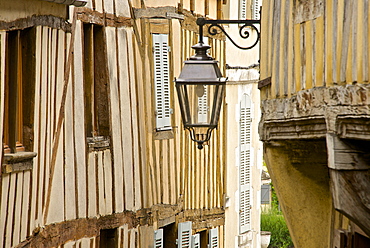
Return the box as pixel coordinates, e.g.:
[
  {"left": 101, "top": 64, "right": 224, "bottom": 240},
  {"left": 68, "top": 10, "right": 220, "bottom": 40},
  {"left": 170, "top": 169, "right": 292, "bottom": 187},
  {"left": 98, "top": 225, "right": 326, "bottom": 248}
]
[
  {"left": 259, "top": 0, "right": 370, "bottom": 247},
  {"left": 0, "top": 0, "right": 227, "bottom": 247}
]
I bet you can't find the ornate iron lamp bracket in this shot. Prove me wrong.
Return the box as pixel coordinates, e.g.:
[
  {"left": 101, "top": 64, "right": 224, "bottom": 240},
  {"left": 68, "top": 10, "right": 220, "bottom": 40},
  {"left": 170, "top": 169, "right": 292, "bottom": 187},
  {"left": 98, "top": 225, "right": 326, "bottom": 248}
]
[{"left": 196, "top": 18, "right": 260, "bottom": 50}]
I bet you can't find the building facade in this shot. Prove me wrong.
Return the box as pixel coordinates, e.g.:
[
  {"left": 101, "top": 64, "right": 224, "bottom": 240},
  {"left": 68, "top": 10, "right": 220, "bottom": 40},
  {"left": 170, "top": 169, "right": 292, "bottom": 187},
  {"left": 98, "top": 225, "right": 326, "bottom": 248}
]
[
  {"left": 0, "top": 0, "right": 228, "bottom": 247},
  {"left": 259, "top": 0, "right": 370, "bottom": 247},
  {"left": 223, "top": 0, "right": 263, "bottom": 247}
]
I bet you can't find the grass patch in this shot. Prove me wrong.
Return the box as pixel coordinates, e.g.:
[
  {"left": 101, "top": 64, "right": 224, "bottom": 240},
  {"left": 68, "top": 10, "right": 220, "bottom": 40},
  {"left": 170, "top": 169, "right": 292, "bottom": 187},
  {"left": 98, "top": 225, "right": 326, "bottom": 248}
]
[
  {"left": 261, "top": 184, "right": 294, "bottom": 248},
  {"left": 261, "top": 208, "right": 293, "bottom": 248}
]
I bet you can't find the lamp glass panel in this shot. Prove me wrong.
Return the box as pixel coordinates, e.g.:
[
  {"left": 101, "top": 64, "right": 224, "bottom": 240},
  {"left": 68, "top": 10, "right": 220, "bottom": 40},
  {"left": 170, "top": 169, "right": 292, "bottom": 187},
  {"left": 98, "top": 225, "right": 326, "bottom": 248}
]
[{"left": 176, "top": 83, "right": 224, "bottom": 128}]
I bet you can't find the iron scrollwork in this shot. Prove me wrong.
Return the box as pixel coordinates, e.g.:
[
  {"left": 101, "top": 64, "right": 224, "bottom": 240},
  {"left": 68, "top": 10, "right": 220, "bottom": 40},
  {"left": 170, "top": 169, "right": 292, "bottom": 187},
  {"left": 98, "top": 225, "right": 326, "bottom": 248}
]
[{"left": 196, "top": 18, "right": 261, "bottom": 50}]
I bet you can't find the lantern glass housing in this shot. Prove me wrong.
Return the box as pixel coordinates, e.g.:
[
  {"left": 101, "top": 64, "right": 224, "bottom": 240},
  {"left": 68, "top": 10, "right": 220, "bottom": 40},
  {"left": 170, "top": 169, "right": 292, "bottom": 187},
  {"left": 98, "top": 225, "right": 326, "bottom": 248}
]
[{"left": 175, "top": 42, "right": 227, "bottom": 149}]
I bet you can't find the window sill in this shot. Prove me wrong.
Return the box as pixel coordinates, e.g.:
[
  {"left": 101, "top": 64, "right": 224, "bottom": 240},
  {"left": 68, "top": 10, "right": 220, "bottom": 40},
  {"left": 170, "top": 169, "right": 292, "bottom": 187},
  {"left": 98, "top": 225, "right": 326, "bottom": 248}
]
[
  {"left": 87, "top": 136, "right": 110, "bottom": 151},
  {"left": 154, "top": 130, "right": 174, "bottom": 140},
  {"left": 2, "top": 151, "right": 37, "bottom": 174}
]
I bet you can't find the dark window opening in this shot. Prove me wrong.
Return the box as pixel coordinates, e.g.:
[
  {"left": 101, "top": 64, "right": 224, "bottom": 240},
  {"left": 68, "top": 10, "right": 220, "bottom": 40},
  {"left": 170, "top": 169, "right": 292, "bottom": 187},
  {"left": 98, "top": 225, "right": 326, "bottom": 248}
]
[
  {"left": 83, "top": 23, "right": 110, "bottom": 140},
  {"left": 199, "top": 229, "right": 208, "bottom": 248},
  {"left": 4, "top": 27, "right": 36, "bottom": 154},
  {"left": 163, "top": 223, "right": 176, "bottom": 248},
  {"left": 99, "top": 228, "right": 118, "bottom": 248}
]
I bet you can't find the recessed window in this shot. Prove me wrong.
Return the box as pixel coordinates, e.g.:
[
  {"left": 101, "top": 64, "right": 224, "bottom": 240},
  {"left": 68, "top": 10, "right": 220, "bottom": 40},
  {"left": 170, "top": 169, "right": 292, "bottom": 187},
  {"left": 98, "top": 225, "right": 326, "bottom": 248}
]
[
  {"left": 152, "top": 33, "right": 172, "bottom": 132},
  {"left": 4, "top": 28, "right": 36, "bottom": 154},
  {"left": 99, "top": 228, "right": 118, "bottom": 248},
  {"left": 83, "top": 24, "right": 110, "bottom": 147}
]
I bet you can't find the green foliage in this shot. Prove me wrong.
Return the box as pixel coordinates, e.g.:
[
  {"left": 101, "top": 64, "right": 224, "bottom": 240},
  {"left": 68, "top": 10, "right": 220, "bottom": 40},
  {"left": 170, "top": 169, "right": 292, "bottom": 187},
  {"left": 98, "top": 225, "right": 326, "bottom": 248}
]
[
  {"left": 261, "top": 183, "right": 294, "bottom": 248},
  {"left": 270, "top": 184, "right": 280, "bottom": 211}
]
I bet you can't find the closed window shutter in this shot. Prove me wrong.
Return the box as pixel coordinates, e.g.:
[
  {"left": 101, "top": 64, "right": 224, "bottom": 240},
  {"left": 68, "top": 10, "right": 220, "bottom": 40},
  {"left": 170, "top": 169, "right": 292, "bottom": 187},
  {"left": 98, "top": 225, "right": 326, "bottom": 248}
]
[
  {"left": 154, "top": 229, "right": 164, "bottom": 248},
  {"left": 191, "top": 233, "right": 200, "bottom": 248},
  {"left": 239, "top": 0, "right": 247, "bottom": 20},
  {"left": 208, "top": 227, "right": 219, "bottom": 248},
  {"left": 197, "top": 86, "right": 208, "bottom": 123},
  {"left": 252, "top": 0, "right": 261, "bottom": 20},
  {"left": 153, "top": 33, "right": 171, "bottom": 131},
  {"left": 261, "top": 184, "right": 271, "bottom": 204},
  {"left": 178, "top": 221, "right": 192, "bottom": 248},
  {"left": 239, "top": 94, "right": 251, "bottom": 234}
]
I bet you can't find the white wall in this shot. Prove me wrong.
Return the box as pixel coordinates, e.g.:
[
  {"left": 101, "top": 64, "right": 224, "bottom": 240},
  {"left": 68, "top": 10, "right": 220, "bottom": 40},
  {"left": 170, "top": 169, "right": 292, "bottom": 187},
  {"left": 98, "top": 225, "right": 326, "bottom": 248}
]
[{"left": 223, "top": 1, "right": 263, "bottom": 247}]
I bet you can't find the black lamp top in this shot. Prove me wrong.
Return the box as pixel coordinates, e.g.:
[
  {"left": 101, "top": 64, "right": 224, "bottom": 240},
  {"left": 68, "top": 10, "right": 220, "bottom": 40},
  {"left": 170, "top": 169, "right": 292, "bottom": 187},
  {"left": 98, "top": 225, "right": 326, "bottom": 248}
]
[{"left": 189, "top": 42, "right": 214, "bottom": 61}]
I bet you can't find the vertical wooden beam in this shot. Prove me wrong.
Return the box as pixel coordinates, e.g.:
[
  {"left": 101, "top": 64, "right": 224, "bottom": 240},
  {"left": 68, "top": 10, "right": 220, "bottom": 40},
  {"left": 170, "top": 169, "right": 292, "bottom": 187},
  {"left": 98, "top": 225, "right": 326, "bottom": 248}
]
[
  {"left": 356, "top": 0, "right": 364, "bottom": 83},
  {"left": 305, "top": 21, "right": 313, "bottom": 89},
  {"left": 287, "top": 0, "right": 294, "bottom": 96},
  {"left": 205, "top": 0, "right": 209, "bottom": 16},
  {"left": 361, "top": 0, "right": 369, "bottom": 82},
  {"left": 272, "top": 0, "right": 281, "bottom": 98},
  {"left": 336, "top": 1, "right": 345, "bottom": 83},
  {"left": 43, "top": 9, "right": 78, "bottom": 223},
  {"left": 217, "top": 0, "right": 222, "bottom": 19},
  {"left": 315, "top": 16, "right": 324, "bottom": 87},
  {"left": 278, "top": 0, "right": 286, "bottom": 96},
  {"left": 325, "top": 0, "right": 334, "bottom": 86},
  {"left": 294, "top": 24, "right": 302, "bottom": 93}
]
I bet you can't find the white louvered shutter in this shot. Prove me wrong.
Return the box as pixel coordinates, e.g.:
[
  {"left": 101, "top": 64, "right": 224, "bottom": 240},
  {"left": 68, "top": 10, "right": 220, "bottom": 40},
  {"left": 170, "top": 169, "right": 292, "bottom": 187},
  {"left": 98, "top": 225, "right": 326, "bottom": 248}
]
[
  {"left": 191, "top": 233, "right": 200, "bottom": 248},
  {"left": 178, "top": 221, "right": 192, "bottom": 248},
  {"left": 239, "top": 94, "right": 251, "bottom": 234},
  {"left": 153, "top": 33, "right": 172, "bottom": 131},
  {"left": 252, "top": 0, "right": 261, "bottom": 20},
  {"left": 208, "top": 227, "right": 219, "bottom": 248},
  {"left": 239, "top": 0, "right": 247, "bottom": 20},
  {"left": 197, "top": 86, "right": 208, "bottom": 123},
  {"left": 154, "top": 229, "right": 164, "bottom": 248},
  {"left": 261, "top": 184, "right": 271, "bottom": 204}
]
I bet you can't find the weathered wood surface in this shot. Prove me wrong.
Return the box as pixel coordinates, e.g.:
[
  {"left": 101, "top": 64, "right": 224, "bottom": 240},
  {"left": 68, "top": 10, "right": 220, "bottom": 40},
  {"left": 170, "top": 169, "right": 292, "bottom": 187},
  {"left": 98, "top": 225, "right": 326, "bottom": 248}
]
[
  {"left": 260, "top": 0, "right": 370, "bottom": 100},
  {"left": 0, "top": 1, "right": 226, "bottom": 247},
  {"left": 330, "top": 169, "right": 370, "bottom": 236}
]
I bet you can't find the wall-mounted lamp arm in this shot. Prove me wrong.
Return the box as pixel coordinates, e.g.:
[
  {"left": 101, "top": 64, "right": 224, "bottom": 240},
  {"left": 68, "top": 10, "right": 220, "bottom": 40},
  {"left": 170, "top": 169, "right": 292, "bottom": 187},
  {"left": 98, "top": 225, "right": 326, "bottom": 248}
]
[{"left": 196, "top": 18, "right": 261, "bottom": 50}]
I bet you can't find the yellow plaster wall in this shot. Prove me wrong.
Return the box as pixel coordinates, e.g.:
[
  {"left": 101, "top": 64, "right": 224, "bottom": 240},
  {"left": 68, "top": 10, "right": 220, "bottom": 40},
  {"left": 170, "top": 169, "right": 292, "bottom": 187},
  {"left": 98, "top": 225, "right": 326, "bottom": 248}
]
[{"left": 264, "top": 142, "right": 333, "bottom": 248}]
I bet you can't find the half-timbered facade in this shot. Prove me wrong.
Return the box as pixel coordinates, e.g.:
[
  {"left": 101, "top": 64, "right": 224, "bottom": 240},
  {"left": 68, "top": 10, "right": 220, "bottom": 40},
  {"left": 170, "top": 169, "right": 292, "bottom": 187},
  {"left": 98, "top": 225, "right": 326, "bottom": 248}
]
[
  {"left": 259, "top": 0, "right": 370, "bottom": 247},
  {"left": 0, "top": 0, "right": 233, "bottom": 247}
]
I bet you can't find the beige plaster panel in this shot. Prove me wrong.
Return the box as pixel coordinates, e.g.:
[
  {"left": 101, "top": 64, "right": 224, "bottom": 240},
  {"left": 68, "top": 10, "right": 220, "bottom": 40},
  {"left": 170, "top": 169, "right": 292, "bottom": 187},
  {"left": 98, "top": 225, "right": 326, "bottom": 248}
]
[
  {"left": 0, "top": 0, "right": 67, "bottom": 23},
  {"left": 143, "top": 0, "right": 219, "bottom": 18},
  {"left": 142, "top": 0, "right": 178, "bottom": 8}
]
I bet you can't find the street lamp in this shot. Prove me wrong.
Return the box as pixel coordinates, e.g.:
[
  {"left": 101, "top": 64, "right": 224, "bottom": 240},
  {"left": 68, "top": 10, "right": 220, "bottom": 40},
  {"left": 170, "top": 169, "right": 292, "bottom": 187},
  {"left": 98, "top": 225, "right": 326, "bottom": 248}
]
[
  {"left": 175, "top": 41, "right": 226, "bottom": 149},
  {"left": 175, "top": 18, "right": 260, "bottom": 149}
]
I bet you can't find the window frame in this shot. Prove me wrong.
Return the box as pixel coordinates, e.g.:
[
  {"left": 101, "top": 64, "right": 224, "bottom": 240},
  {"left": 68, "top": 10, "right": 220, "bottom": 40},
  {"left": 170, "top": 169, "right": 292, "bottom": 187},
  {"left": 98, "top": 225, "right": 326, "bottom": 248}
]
[
  {"left": 2, "top": 27, "right": 37, "bottom": 173},
  {"left": 3, "top": 28, "right": 36, "bottom": 154},
  {"left": 82, "top": 23, "right": 111, "bottom": 147},
  {"left": 152, "top": 33, "right": 172, "bottom": 132}
]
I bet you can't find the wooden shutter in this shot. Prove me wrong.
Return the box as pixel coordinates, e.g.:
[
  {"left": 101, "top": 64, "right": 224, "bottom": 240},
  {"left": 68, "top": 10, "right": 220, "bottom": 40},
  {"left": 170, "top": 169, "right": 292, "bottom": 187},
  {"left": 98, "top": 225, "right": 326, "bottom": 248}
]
[
  {"left": 191, "top": 233, "right": 200, "bottom": 248},
  {"left": 154, "top": 229, "right": 164, "bottom": 248},
  {"left": 261, "top": 184, "right": 271, "bottom": 204},
  {"left": 153, "top": 33, "right": 171, "bottom": 131},
  {"left": 208, "top": 227, "right": 219, "bottom": 248},
  {"left": 178, "top": 221, "right": 192, "bottom": 248},
  {"left": 252, "top": 0, "right": 261, "bottom": 20},
  {"left": 239, "top": 0, "right": 247, "bottom": 20},
  {"left": 239, "top": 94, "right": 251, "bottom": 233}
]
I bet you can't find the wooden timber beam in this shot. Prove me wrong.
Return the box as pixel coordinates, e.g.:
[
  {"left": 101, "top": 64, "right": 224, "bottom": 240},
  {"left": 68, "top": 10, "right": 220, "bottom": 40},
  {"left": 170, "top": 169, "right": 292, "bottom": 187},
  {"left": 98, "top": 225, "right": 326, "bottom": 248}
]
[
  {"left": 76, "top": 7, "right": 132, "bottom": 27},
  {"left": 0, "top": 15, "right": 71, "bottom": 32},
  {"left": 17, "top": 206, "right": 224, "bottom": 247},
  {"left": 327, "top": 134, "right": 370, "bottom": 236},
  {"left": 15, "top": 212, "right": 137, "bottom": 248}
]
